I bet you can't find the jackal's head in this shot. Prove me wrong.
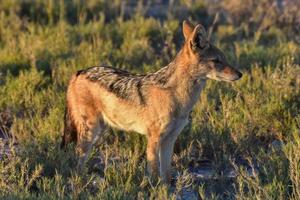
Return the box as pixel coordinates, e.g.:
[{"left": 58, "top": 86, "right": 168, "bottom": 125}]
[{"left": 181, "top": 20, "right": 242, "bottom": 82}]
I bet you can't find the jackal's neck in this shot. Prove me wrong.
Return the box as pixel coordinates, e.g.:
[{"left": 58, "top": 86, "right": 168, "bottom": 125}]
[
  {"left": 149, "top": 50, "right": 206, "bottom": 89},
  {"left": 144, "top": 61, "right": 177, "bottom": 87},
  {"left": 144, "top": 51, "right": 206, "bottom": 116},
  {"left": 168, "top": 50, "right": 207, "bottom": 116}
]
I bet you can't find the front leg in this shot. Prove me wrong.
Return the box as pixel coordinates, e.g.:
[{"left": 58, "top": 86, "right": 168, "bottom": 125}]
[
  {"left": 159, "top": 134, "right": 178, "bottom": 183},
  {"left": 146, "top": 135, "right": 160, "bottom": 179},
  {"left": 159, "top": 120, "right": 188, "bottom": 183}
]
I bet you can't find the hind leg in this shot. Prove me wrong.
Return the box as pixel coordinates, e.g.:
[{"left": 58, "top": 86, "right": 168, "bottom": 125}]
[{"left": 76, "top": 116, "right": 105, "bottom": 173}]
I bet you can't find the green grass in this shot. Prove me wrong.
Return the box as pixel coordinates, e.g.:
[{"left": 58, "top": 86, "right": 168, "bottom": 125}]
[{"left": 0, "top": 0, "right": 300, "bottom": 199}]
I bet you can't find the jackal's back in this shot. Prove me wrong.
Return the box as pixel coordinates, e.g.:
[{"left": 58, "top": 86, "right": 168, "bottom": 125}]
[{"left": 77, "top": 64, "right": 176, "bottom": 105}]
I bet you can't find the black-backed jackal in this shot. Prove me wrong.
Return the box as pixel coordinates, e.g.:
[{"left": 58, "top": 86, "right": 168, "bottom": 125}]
[{"left": 61, "top": 20, "right": 242, "bottom": 183}]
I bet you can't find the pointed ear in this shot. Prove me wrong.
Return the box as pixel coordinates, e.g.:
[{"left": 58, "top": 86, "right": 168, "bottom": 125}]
[
  {"left": 190, "top": 24, "right": 208, "bottom": 51},
  {"left": 182, "top": 20, "right": 195, "bottom": 40}
]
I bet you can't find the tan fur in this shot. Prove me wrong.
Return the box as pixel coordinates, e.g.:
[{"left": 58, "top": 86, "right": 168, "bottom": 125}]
[{"left": 62, "top": 20, "right": 242, "bottom": 183}]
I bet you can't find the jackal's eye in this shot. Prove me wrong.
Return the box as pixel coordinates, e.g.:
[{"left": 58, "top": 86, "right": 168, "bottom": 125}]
[{"left": 213, "top": 58, "right": 221, "bottom": 64}]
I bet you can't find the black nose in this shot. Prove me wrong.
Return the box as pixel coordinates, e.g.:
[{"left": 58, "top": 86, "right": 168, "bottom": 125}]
[{"left": 237, "top": 71, "right": 243, "bottom": 79}]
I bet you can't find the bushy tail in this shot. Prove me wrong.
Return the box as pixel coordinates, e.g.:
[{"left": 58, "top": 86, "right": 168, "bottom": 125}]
[{"left": 61, "top": 104, "right": 77, "bottom": 148}]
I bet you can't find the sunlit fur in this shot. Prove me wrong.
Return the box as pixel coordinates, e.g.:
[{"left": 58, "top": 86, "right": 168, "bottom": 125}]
[{"left": 61, "top": 20, "right": 242, "bottom": 183}]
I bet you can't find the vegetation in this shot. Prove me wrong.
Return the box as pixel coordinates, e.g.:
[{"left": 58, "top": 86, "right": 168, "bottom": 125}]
[{"left": 0, "top": 0, "right": 299, "bottom": 199}]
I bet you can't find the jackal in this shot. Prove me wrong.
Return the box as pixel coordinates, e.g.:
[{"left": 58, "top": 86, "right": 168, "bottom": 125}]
[{"left": 61, "top": 20, "right": 242, "bottom": 183}]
